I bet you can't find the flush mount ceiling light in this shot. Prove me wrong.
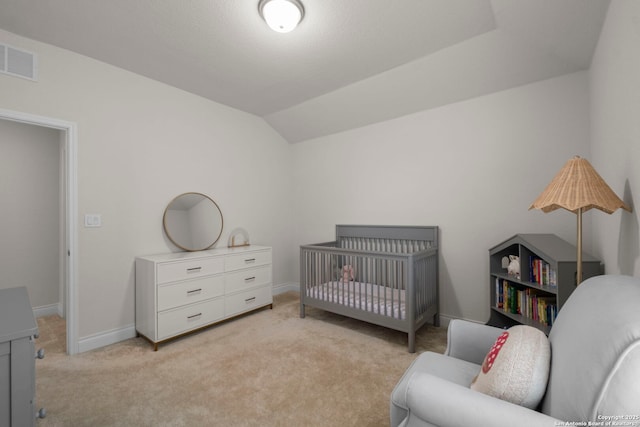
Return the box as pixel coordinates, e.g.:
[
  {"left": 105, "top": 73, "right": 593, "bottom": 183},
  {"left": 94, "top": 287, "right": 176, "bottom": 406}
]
[{"left": 258, "top": 0, "right": 304, "bottom": 33}]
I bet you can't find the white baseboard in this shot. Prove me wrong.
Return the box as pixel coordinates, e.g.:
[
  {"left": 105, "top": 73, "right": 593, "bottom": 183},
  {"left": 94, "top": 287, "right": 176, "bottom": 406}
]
[
  {"left": 438, "top": 314, "right": 453, "bottom": 328},
  {"left": 438, "top": 314, "right": 486, "bottom": 329},
  {"left": 273, "top": 282, "right": 299, "bottom": 295},
  {"left": 72, "top": 312, "right": 478, "bottom": 353},
  {"left": 33, "top": 302, "right": 63, "bottom": 318},
  {"left": 78, "top": 324, "right": 137, "bottom": 353},
  {"left": 75, "top": 283, "right": 300, "bottom": 354}
]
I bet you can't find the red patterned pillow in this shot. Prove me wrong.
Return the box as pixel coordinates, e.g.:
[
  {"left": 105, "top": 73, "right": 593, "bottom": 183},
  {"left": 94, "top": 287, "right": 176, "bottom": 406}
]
[{"left": 470, "top": 325, "right": 550, "bottom": 409}]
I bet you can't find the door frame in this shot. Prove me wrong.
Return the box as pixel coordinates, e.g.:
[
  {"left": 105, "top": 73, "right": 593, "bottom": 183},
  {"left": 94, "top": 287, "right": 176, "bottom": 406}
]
[{"left": 0, "top": 108, "right": 78, "bottom": 355}]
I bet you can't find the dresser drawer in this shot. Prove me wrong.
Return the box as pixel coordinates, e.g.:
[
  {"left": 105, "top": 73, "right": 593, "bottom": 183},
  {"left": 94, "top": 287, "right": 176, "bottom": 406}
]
[
  {"left": 225, "top": 265, "right": 271, "bottom": 293},
  {"left": 225, "top": 250, "right": 272, "bottom": 272},
  {"left": 157, "top": 275, "right": 224, "bottom": 311},
  {"left": 157, "top": 257, "right": 224, "bottom": 284},
  {"left": 157, "top": 297, "right": 224, "bottom": 340},
  {"left": 225, "top": 285, "right": 272, "bottom": 317}
]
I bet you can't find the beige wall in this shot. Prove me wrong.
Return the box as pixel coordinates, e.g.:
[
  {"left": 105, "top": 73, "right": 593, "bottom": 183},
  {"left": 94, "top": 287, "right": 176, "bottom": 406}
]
[
  {"left": 2, "top": 0, "right": 639, "bottom": 348},
  {"left": 0, "top": 29, "right": 294, "bottom": 344},
  {"left": 291, "top": 71, "right": 592, "bottom": 324},
  {"left": 0, "top": 119, "right": 61, "bottom": 309},
  {"left": 589, "top": 0, "right": 640, "bottom": 277}
]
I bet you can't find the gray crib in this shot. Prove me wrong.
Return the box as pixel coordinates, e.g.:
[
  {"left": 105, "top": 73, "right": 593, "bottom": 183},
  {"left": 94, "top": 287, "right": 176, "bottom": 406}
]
[{"left": 300, "top": 225, "right": 439, "bottom": 353}]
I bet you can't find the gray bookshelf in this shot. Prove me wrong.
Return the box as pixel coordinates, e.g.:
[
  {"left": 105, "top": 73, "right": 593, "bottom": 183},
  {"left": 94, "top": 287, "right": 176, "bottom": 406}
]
[{"left": 488, "top": 234, "right": 602, "bottom": 334}]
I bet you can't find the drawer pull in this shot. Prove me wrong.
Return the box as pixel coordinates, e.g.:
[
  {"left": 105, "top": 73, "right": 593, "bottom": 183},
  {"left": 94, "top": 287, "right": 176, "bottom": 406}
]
[
  {"left": 36, "top": 408, "right": 46, "bottom": 419},
  {"left": 244, "top": 276, "right": 256, "bottom": 282},
  {"left": 35, "top": 348, "right": 45, "bottom": 359},
  {"left": 186, "top": 267, "right": 202, "bottom": 273},
  {"left": 186, "top": 288, "right": 202, "bottom": 295},
  {"left": 244, "top": 258, "right": 256, "bottom": 263},
  {"left": 187, "top": 313, "right": 202, "bottom": 320},
  {"left": 245, "top": 297, "right": 256, "bottom": 303}
]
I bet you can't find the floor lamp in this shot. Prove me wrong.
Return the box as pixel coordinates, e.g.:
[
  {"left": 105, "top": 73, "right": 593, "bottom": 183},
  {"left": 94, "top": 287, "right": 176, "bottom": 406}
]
[{"left": 529, "top": 156, "right": 631, "bottom": 285}]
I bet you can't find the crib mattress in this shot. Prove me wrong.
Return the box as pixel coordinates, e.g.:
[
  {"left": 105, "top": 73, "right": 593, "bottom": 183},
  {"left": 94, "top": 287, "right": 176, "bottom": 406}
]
[{"left": 307, "top": 281, "right": 406, "bottom": 319}]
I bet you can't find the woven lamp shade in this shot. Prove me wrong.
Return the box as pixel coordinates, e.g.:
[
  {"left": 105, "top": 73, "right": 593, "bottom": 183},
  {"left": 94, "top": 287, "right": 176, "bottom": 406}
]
[{"left": 529, "top": 156, "right": 631, "bottom": 214}]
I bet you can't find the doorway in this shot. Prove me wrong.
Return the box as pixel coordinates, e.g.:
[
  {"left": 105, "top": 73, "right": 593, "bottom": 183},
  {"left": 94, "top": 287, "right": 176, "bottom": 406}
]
[{"left": 0, "top": 108, "right": 78, "bottom": 355}]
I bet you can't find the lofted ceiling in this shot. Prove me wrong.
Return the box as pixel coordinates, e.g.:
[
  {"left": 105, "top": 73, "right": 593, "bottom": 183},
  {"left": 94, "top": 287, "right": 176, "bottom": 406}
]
[{"left": 0, "top": 0, "right": 610, "bottom": 143}]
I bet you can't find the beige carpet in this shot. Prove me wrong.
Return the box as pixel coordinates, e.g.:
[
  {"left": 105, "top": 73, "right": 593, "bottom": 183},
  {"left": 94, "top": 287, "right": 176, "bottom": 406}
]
[{"left": 35, "top": 291, "right": 447, "bottom": 427}]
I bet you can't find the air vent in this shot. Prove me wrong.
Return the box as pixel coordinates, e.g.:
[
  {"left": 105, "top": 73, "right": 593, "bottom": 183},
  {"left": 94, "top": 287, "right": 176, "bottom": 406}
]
[{"left": 0, "top": 43, "right": 37, "bottom": 81}]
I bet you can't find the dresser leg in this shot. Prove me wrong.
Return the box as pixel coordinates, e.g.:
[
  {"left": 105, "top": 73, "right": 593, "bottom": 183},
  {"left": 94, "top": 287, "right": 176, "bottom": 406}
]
[{"left": 154, "top": 343, "right": 158, "bottom": 351}]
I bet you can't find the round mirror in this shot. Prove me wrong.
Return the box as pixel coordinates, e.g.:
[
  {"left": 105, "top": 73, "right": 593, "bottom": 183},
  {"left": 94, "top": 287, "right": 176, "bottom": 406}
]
[{"left": 163, "top": 192, "right": 223, "bottom": 251}]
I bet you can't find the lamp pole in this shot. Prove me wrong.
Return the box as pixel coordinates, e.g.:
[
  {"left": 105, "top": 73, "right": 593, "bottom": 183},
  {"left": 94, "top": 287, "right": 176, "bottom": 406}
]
[{"left": 576, "top": 207, "right": 583, "bottom": 285}]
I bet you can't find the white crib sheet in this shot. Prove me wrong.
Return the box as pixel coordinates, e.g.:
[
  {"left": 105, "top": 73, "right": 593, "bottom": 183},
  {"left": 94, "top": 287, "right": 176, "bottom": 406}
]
[{"left": 308, "top": 281, "right": 406, "bottom": 319}]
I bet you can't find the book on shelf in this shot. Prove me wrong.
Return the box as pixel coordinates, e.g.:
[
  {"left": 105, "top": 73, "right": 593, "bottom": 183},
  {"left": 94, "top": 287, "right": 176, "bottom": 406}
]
[
  {"left": 495, "top": 279, "right": 558, "bottom": 326},
  {"left": 529, "top": 256, "right": 557, "bottom": 287}
]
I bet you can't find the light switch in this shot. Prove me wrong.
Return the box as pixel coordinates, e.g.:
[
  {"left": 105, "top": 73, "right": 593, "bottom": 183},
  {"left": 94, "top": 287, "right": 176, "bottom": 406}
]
[{"left": 84, "top": 214, "right": 102, "bottom": 227}]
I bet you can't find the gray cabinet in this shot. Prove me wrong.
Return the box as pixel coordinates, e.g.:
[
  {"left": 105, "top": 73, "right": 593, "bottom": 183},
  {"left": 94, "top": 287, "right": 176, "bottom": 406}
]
[
  {"left": 0, "top": 287, "right": 44, "bottom": 427},
  {"left": 488, "top": 234, "right": 602, "bottom": 334}
]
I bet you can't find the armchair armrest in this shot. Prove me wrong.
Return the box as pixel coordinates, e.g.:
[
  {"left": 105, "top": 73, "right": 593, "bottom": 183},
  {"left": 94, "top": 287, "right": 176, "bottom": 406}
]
[
  {"left": 445, "top": 319, "right": 504, "bottom": 365},
  {"left": 402, "top": 373, "right": 559, "bottom": 427}
]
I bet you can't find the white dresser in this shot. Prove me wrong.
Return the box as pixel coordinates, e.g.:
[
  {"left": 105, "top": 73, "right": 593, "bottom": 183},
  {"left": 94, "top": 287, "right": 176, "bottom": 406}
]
[{"left": 135, "top": 245, "right": 272, "bottom": 350}]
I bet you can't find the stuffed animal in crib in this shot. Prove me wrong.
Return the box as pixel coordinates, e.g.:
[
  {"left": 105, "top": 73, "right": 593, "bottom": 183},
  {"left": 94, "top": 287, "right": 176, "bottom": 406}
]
[
  {"left": 507, "top": 255, "right": 520, "bottom": 279},
  {"left": 341, "top": 265, "right": 355, "bottom": 283}
]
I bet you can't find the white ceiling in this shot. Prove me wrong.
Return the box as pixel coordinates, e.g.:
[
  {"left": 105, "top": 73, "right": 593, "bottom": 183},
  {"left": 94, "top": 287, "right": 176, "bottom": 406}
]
[{"left": 0, "top": 0, "right": 610, "bottom": 143}]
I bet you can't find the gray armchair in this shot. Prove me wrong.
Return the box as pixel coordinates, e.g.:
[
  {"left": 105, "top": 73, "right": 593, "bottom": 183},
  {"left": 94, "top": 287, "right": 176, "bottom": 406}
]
[{"left": 390, "top": 274, "right": 640, "bottom": 427}]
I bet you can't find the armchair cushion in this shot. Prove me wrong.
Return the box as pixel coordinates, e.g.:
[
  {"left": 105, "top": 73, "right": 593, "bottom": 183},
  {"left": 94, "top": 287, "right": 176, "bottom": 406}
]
[
  {"left": 402, "top": 373, "right": 559, "bottom": 427},
  {"left": 390, "top": 352, "right": 480, "bottom": 427},
  {"left": 391, "top": 320, "right": 505, "bottom": 427},
  {"left": 470, "top": 325, "right": 550, "bottom": 409}
]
